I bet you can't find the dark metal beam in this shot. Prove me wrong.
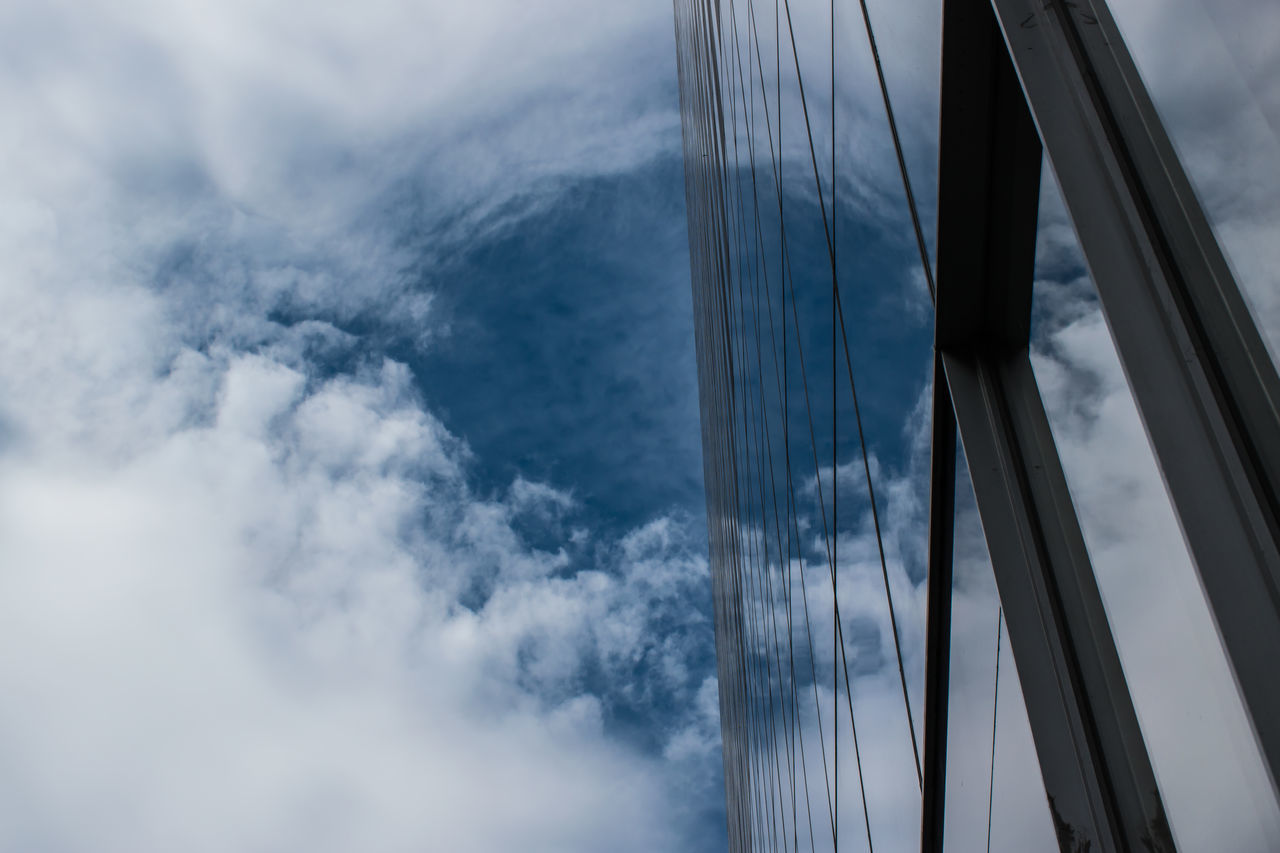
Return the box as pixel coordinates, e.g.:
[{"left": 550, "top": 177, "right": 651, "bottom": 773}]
[
  {"left": 929, "top": 2, "right": 1173, "bottom": 849},
  {"left": 920, "top": 350, "right": 957, "bottom": 853},
  {"left": 989, "top": 0, "right": 1280, "bottom": 795},
  {"left": 944, "top": 351, "right": 1173, "bottom": 852}
]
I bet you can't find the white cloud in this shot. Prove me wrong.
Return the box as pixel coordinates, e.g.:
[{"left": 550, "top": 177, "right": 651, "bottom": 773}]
[
  {"left": 0, "top": 0, "right": 682, "bottom": 349},
  {"left": 0, "top": 321, "right": 719, "bottom": 849},
  {"left": 0, "top": 0, "right": 721, "bottom": 850},
  {"left": 4, "top": 0, "right": 1278, "bottom": 848}
]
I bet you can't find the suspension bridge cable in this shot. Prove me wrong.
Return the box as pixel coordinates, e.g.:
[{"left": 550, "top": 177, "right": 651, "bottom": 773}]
[
  {"left": 852, "top": 0, "right": 936, "bottom": 302},
  {"left": 830, "top": 0, "right": 838, "bottom": 845},
  {"left": 779, "top": 0, "right": 923, "bottom": 790},
  {"left": 744, "top": 4, "right": 875, "bottom": 843},
  {"left": 987, "top": 607, "right": 1004, "bottom": 853},
  {"left": 726, "top": 6, "right": 839, "bottom": 842},
  {"left": 739, "top": 0, "right": 881, "bottom": 843},
  {"left": 677, "top": 0, "right": 939, "bottom": 843}
]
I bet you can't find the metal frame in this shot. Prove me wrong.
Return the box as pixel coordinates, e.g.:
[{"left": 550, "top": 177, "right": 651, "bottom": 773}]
[
  {"left": 923, "top": 0, "right": 1280, "bottom": 848},
  {"left": 922, "top": 5, "right": 1172, "bottom": 849},
  {"left": 993, "top": 0, "right": 1280, "bottom": 795},
  {"left": 675, "top": 0, "right": 1280, "bottom": 845},
  {"left": 920, "top": 351, "right": 956, "bottom": 853}
]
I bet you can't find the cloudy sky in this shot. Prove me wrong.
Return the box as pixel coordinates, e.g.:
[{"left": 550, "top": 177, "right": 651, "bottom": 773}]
[
  {"left": 0, "top": 0, "right": 727, "bottom": 850},
  {"left": 675, "top": 0, "right": 1279, "bottom": 848},
  {"left": 0, "top": 0, "right": 1277, "bottom": 851}
]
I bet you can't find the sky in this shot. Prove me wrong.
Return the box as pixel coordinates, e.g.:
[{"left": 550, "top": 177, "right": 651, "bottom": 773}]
[
  {"left": 0, "top": 0, "right": 1277, "bottom": 851},
  {"left": 0, "top": 1, "right": 725, "bottom": 850}
]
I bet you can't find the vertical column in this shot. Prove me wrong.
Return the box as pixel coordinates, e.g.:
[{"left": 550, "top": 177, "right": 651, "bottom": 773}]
[{"left": 920, "top": 352, "right": 957, "bottom": 853}]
